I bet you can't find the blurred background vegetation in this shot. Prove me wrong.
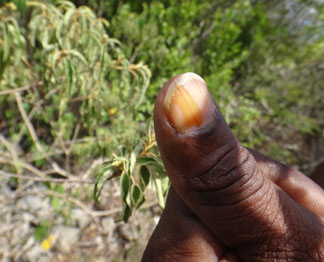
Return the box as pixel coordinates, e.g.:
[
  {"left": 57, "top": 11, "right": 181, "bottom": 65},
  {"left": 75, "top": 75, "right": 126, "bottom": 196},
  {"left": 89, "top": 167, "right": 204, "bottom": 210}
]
[{"left": 1, "top": 0, "right": 324, "bottom": 260}]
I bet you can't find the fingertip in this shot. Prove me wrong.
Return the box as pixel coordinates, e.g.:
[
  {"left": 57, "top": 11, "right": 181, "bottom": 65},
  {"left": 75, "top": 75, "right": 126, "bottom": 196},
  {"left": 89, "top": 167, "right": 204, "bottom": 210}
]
[{"left": 155, "top": 72, "right": 217, "bottom": 134}]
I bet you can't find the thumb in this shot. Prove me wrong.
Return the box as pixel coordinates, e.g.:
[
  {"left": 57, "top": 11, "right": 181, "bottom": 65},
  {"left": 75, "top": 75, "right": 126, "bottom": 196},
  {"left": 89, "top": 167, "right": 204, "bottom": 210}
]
[{"left": 154, "top": 72, "right": 323, "bottom": 250}]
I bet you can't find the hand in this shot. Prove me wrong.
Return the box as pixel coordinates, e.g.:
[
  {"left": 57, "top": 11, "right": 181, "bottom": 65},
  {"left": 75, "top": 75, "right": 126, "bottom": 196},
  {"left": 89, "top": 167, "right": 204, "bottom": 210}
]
[{"left": 142, "top": 73, "right": 324, "bottom": 262}]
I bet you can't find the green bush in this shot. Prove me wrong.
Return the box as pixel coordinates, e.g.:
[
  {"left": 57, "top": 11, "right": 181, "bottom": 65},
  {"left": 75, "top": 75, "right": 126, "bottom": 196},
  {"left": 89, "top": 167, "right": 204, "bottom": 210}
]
[
  {"left": 0, "top": 1, "right": 164, "bottom": 222},
  {"left": 96, "top": 0, "right": 324, "bottom": 164}
]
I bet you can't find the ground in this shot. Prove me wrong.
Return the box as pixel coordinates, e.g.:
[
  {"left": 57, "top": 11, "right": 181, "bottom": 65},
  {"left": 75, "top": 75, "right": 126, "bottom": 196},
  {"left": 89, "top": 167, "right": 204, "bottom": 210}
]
[{"left": 0, "top": 172, "right": 161, "bottom": 262}]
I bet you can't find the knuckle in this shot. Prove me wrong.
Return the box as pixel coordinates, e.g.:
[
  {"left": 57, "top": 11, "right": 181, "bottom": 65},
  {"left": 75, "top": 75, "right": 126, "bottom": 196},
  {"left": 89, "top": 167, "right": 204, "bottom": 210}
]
[{"left": 191, "top": 143, "right": 257, "bottom": 194}]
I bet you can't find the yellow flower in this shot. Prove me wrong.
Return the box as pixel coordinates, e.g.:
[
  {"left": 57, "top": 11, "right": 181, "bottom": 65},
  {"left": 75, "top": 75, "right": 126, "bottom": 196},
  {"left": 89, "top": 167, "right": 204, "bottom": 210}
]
[
  {"left": 109, "top": 108, "right": 116, "bottom": 116},
  {"left": 41, "top": 235, "right": 54, "bottom": 251}
]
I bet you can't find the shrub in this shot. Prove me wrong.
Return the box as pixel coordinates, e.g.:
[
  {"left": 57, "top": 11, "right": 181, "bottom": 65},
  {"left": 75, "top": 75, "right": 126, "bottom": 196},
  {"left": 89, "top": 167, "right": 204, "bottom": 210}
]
[{"left": 0, "top": 1, "right": 162, "bottom": 222}]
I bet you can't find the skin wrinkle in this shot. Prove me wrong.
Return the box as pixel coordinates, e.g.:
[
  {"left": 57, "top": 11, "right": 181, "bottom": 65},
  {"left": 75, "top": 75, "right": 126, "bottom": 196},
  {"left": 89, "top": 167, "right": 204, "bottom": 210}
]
[
  {"left": 194, "top": 141, "right": 239, "bottom": 185},
  {"left": 257, "top": 184, "right": 281, "bottom": 235},
  {"left": 290, "top": 220, "right": 324, "bottom": 261},
  {"left": 212, "top": 146, "right": 252, "bottom": 183},
  {"left": 191, "top": 144, "right": 250, "bottom": 191},
  {"left": 160, "top": 237, "right": 202, "bottom": 259},
  {"left": 231, "top": 175, "right": 269, "bottom": 223},
  {"left": 147, "top": 217, "right": 211, "bottom": 262},
  {"left": 168, "top": 240, "right": 218, "bottom": 261},
  {"left": 204, "top": 184, "right": 277, "bottom": 239},
  {"left": 191, "top": 150, "right": 259, "bottom": 197},
  {"left": 272, "top": 190, "right": 324, "bottom": 261},
  {"left": 251, "top": 230, "right": 299, "bottom": 255},
  {"left": 243, "top": 242, "right": 311, "bottom": 262},
  {"left": 188, "top": 161, "right": 261, "bottom": 209},
  {"left": 191, "top": 150, "right": 261, "bottom": 208},
  {"left": 159, "top": 235, "right": 179, "bottom": 254},
  {"left": 178, "top": 141, "right": 234, "bottom": 183},
  {"left": 217, "top": 183, "right": 277, "bottom": 244},
  {"left": 199, "top": 185, "right": 282, "bottom": 245},
  {"left": 195, "top": 166, "right": 248, "bottom": 197},
  {"left": 292, "top": 209, "right": 320, "bottom": 237}
]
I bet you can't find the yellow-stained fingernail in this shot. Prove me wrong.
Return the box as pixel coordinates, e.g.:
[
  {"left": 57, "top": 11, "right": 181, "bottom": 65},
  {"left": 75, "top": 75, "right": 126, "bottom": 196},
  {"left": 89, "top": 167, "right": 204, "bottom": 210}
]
[{"left": 164, "top": 72, "right": 215, "bottom": 133}]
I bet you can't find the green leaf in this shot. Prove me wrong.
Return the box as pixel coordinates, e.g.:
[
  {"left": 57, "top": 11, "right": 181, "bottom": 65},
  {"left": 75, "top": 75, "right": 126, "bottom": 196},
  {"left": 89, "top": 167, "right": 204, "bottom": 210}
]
[
  {"left": 120, "top": 172, "right": 130, "bottom": 200},
  {"left": 65, "top": 59, "right": 73, "bottom": 98},
  {"left": 51, "top": 197, "right": 61, "bottom": 212},
  {"left": 137, "top": 157, "right": 156, "bottom": 166},
  {"left": 153, "top": 175, "right": 170, "bottom": 209},
  {"left": 52, "top": 184, "right": 66, "bottom": 194},
  {"left": 66, "top": 50, "right": 88, "bottom": 66},
  {"left": 34, "top": 222, "right": 49, "bottom": 241},
  {"left": 98, "top": 45, "right": 105, "bottom": 79},
  {"left": 139, "top": 165, "right": 150, "bottom": 190},
  {"left": 94, "top": 163, "right": 113, "bottom": 203},
  {"left": 2, "top": 22, "right": 10, "bottom": 63},
  {"left": 129, "top": 141, "right": 143, "bottom": 174},
  {"left": 136, "top": 197, "right": 145, "bottom": 209},
  {"left": 122, "top": 203, "right": 132, "bottom": 222},
  {"left": 63, "top": 6, "right": 76, "bottom": 25},
  {"left": 120, "top": 171, "right": 132, "bottom": 222},
  {"left": 13, "top": 0, "right": 27, "bottom": 11},
  {"left": 119, "top": 145, "right": 127, "bottom": 156},
  {"left": 131, "top": 184, "right": 142, "bottom": 206},
  {"left": 57, "top": 1, "right": 75, "bottom": 9}
]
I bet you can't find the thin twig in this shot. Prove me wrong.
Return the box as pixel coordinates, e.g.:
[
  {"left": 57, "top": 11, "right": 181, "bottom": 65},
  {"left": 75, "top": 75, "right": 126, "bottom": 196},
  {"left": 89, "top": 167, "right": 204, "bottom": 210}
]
[
  {"left": 15, "top": 180, "right": 34, "bottom": 195},
  {"left": 0, "top": 156, "right": 45, "bottom": 178},
  {"left": 68, "top": 123, "right": 80, "bottom": 154},
  {"left": 15, "top": 92, "right": 73, "bottom": 179},
  {"left": 16, "top": 190, "right": 121, "bottom": 219},
  {"left": 13, "top": 99, "right": 44, "bottom": 148},
  {"left": 0, "top": 134, "right": 20, "bottom": 173},
  {"left": 0, "top": 170, "right": 92, "bottom": 184},
  {"left": 91, "top": 208, "right": 122, "bottom": 217},
  {"left": 51, "top": 162, "right": 73, "bottom": 178},
  {"left": 0, "top": 224, "right": 16, "bottom": 235},
  {"left": 0, "top": 155, "right": 107, "bottom": 183},
  {"left": 15, "top": 92, "right": 46, "bottom": 157},
  {"left": 65, "top": 123, "right": 81, "bottom": 171},
  {"left": 0, "top": 85, "right": 31, "bottom": 96},
  {"left": 76, "top": 241, "right": 98, "bottom": 248}
]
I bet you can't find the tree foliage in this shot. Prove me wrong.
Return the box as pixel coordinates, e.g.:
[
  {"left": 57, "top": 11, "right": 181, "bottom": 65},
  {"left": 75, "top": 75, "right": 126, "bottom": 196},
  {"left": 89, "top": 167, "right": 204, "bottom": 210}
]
[
  {"left": 95, "top": 0, "right": 324, "bottom": 165},
  {"left": 0, "top": 1, "right": 158, "bottom": 222}
]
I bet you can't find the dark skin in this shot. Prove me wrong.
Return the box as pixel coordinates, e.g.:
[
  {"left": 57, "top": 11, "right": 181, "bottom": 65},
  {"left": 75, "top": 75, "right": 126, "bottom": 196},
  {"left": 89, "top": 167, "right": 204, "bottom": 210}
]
[{"left": 142, "top": 75, "right": 324, "bottom": 262}]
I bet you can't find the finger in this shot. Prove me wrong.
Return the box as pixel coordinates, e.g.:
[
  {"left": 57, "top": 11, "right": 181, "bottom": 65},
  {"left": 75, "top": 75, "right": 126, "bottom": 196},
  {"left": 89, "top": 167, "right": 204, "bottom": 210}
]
[
  {"left": 250, "top": 149, "right": 324, "bottom": 217},
  {"left": 142, "top": 187, "right": 236, "bottom": 262},
  {"left": 154, "top": 72, "right": 324, "bottom": 256},
  {"left": 219, "top": 251, "right": 239, "bottom": 262},
  {"left": 310, "top": 162, "right": 324, "bottom": 188}
]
